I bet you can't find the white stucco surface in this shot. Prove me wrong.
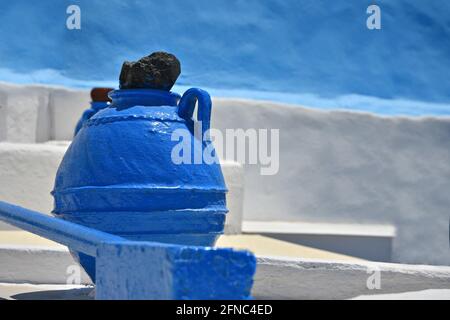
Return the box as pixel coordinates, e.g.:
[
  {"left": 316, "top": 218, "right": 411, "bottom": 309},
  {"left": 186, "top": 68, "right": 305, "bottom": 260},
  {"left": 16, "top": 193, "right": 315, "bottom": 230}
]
[
  {"left": 0, "top": 246, "right": 91, "bottom": 285},
  {"left": 352, "top": 289, "right": 450, "bottom": 300},
  {"left": 0, "top": 283, "right": 92, "bottom": 300},
  {"left": 243, "top": 221, "right": 396, "bottom": 237},
  {"left": 242, "top": 220, "right": 395, "bottom": 261},
  {"left": 212, "top": 99, "right": 450, "bottom": 265},
  {"left": 0, "top": 83, "right": 449, "bottom": 265},
  {"left": 48, "top": 88, "right": 89, "bottom": 140},
  {"left": 253, "top": 256, "right": 450, "bottom": 299},
  {"left": 0, "top": 83, "right": 52, "bottom": 143},
  {"left": 0, "top": 89, "right": 8, "bottom": 141},
  {"left": 0, "top": 142, "right": 65, "bottom": 215},
  {"left": 2, "top": 283, "right": 449, "bottom": 300}
]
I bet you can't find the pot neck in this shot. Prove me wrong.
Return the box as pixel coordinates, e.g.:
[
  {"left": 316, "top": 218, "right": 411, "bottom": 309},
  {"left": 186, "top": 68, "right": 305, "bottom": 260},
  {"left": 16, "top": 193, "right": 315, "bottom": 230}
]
[{"left": 109, "top": 89, "right": 181, "bottom": 108}]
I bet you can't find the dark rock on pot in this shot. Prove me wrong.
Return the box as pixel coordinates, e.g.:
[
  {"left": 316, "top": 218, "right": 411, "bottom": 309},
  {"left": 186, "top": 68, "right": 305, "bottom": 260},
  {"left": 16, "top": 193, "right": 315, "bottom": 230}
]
[{"left": 119, "top": 51, "right": 181, "bottom": 91}]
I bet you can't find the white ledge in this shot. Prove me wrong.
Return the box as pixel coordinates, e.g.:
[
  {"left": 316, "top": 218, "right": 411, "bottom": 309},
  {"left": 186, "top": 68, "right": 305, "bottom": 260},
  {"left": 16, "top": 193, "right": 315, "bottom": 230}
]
[{"left": 243, "top": 221, "right": 396, "bottom": 238}]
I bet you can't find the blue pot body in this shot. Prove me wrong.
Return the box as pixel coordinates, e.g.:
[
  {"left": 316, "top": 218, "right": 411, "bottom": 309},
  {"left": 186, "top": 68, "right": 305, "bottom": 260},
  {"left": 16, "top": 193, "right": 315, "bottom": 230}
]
[
  {"left": 52, "top": 88, "right": 227, "bottom": 281},
  {"left": 74, "top": 101, "right": 110, "bottom": 136}
]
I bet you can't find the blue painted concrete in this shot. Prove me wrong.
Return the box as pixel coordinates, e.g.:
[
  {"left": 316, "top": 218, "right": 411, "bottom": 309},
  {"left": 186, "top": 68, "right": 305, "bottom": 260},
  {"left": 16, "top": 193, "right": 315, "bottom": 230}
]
[
  {"left": 0, "top": 200, "right": 256, "bottom": 299},
  {"left": 0, "top": 1, "right": 449, "bottom": 115},
  {"left": 52, "top": 88, "right": 228, "bottom": 281},
  {"left": 96, "top": 242, "right": 255, "bottom": 300}
]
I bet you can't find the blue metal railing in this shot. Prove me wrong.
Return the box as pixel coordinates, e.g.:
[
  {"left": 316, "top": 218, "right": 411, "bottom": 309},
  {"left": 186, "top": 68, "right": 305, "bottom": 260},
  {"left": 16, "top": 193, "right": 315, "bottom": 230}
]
[
  {"left": 0, "top": 201, "right": 122, "bottom": 256},
  {"left": 0, "top": 200, "right": 256, "bottom": 299}
]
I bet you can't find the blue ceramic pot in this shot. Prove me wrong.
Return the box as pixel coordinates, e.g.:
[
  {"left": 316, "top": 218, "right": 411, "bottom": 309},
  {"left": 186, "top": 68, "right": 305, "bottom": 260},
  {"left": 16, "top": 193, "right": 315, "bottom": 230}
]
[
  {"left": 52, "top": 88, "right": 227, "bottom": 281},
  {"left": 74, "top": 101, "right": 110, "bottom": 136}
]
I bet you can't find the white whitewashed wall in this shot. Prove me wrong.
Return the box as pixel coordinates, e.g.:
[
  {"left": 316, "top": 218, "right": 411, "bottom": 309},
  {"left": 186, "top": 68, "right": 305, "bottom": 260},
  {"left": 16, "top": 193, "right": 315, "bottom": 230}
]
[{"left": 0, "top": 82, "right": 449, "bottom": 265}]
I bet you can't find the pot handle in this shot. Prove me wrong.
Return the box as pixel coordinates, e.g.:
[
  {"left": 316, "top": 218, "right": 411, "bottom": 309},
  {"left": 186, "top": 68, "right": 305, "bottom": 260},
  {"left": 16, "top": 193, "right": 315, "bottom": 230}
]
[{"left": 177, "top": 88, "right": 212, "bottom": 139}]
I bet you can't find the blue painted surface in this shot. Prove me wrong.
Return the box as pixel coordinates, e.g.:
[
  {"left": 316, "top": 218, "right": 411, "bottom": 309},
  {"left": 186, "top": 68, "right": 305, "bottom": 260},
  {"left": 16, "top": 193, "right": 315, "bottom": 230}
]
[
  {"left": 0, "top": 200, "right": 256, "bottom": 299},
  {"left": 53, "top": 88, "right": 228, "bottom": 281},
  {"left": 74, "top": 101, "right": 110, "bottom": 136},
  {"left": 0, "top": 1, "right": 449, "bottom": 115},
  {"left": 96, "top": 242, "right": 256, "bottom": 300}
]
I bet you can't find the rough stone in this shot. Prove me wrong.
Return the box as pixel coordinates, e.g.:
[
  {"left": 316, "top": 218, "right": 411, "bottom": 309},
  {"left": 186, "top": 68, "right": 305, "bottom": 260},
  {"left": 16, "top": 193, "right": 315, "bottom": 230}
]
[{"left": 119, "top": 52, "right": 181, "bottom": 91}]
